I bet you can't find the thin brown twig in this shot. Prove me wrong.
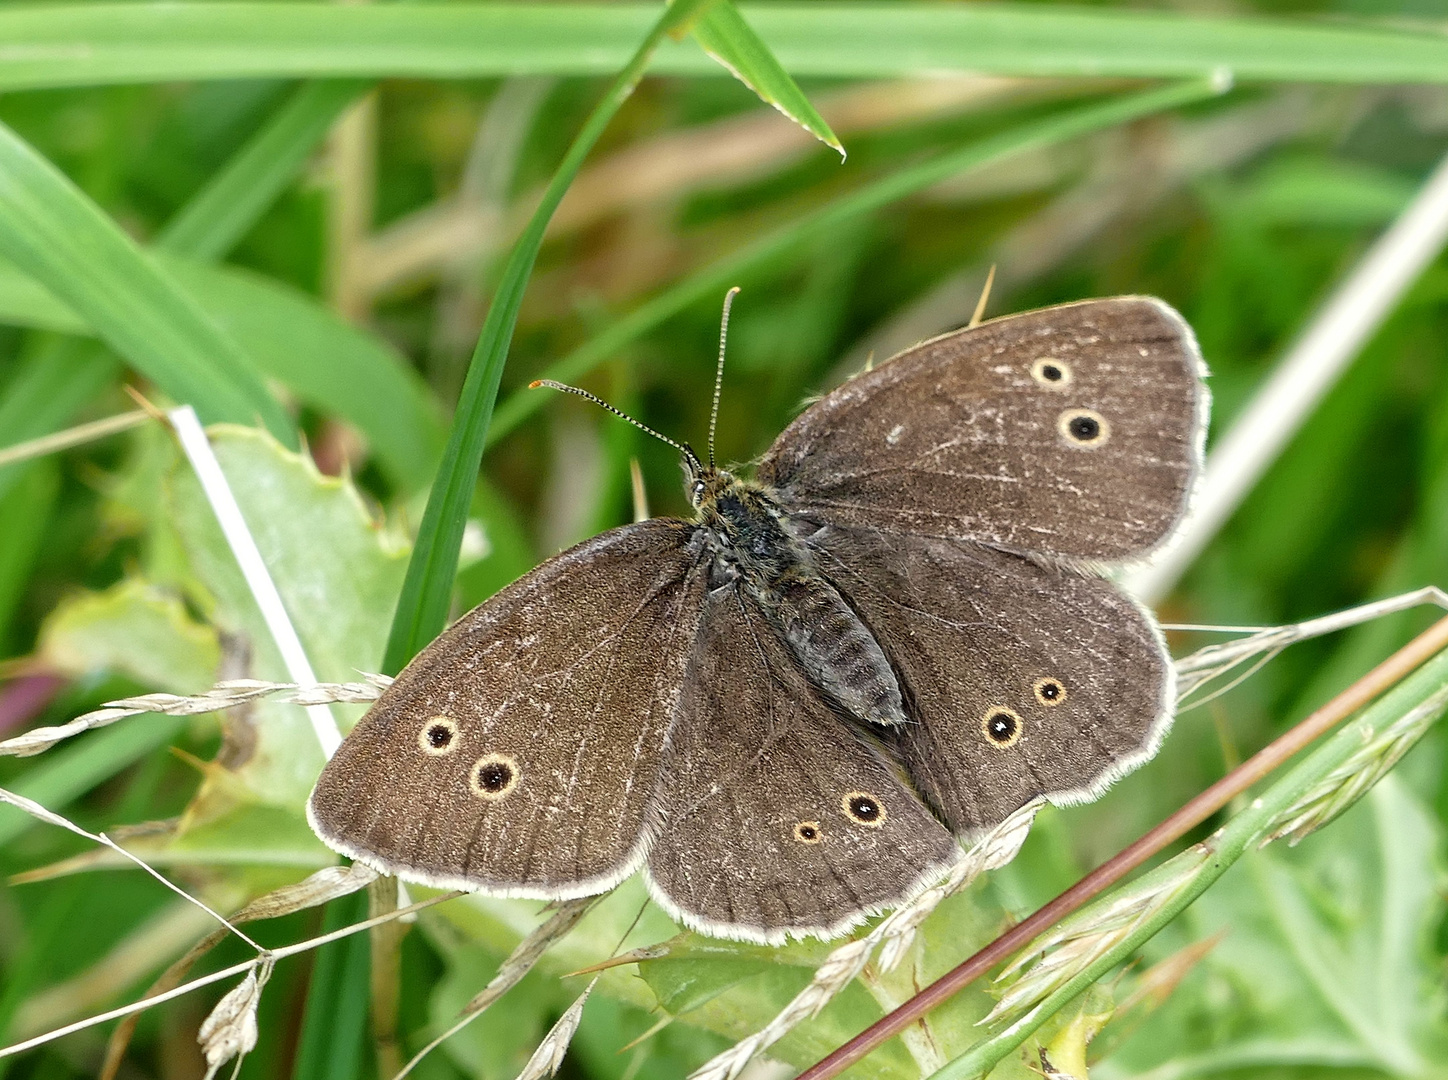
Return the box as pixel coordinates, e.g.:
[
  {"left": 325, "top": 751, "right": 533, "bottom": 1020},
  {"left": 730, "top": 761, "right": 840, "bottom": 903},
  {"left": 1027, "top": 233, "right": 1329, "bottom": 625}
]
[{"left": 795, "top": 614, "right": 1448, "bottom": 1080}]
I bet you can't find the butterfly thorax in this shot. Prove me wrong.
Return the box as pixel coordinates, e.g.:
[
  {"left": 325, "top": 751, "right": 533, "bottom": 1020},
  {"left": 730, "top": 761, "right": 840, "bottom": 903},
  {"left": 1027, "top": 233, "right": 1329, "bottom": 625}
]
[{"left": 692, "top": 469, "right": 907, "bottom": 728}]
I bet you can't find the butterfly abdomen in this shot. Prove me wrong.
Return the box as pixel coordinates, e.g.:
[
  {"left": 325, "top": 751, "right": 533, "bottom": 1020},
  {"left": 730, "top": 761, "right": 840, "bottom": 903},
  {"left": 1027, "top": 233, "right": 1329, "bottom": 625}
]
[{"left": 767, "top": 577, "right": 906, "bottom": 728}]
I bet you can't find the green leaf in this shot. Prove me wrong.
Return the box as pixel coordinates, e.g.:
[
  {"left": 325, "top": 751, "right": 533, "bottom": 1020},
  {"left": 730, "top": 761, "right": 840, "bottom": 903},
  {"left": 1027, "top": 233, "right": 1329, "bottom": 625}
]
[
  {"left": 691, "top": 1, "right": 842, "bottom": 156},
  {"left": 155, "top": 255, "right": 446, "bottom": 491},
  {"left": 428, "top": 942, "right": 558, "bottom": 1079},
  {"left": 158, "top": 79, "right": 369, "bottom": 262},
  {"left": 381, "top": 0, "right": 721, "bottom": 675},
  {"left": 489, "top": 77, "right": 1224, "bottom": 444},
  {"left": 0, "top": 73, "right": 355, "bottom": 503},
  {"left": 0, "top": 120, "right": 293, "bottom": 442},
  {"left": 0, "top": 254, "right": 446, "bottom": 491},
  {"left": 37, "top": 578, "right": 221, "bottom": 695},
  {"left": 6, "top": 4, "right": 1448, "bottom": 87},
  {"left": 291, "top": 891, "right": 371, "bottom": 1080}
]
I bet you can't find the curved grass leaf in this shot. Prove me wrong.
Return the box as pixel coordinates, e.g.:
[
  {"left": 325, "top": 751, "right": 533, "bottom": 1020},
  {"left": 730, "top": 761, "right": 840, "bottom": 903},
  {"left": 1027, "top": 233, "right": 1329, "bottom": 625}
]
[
  {"left": 693, "top": 1, "right": 841, "bottom": 156},
  {"left": 0, "top": 256, "right": 445, "bottom": 491},
  {"left": 488, "top": 77, "right": 1224, "bottom": 445},
  {"left": 0, "top": 120, "right": 294, "bottom": 442},
  {"left": 380, "top": 0, "right": 721, "bottom": 674},
  {"left": 158, "top": 79, "right": 370, "bottom": 262},
  {"left": 157, "top": 256, "right": 445, "bottom": 490},
  {"left": 3, "top": 3, "right": 1448, "bottom": 89}
]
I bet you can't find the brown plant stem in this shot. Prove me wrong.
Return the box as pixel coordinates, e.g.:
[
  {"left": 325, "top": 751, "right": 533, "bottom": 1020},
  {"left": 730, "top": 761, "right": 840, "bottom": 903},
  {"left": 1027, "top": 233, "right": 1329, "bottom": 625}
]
[{"left": 796, "top": 614, "right": 1448, "bottom": 1080}]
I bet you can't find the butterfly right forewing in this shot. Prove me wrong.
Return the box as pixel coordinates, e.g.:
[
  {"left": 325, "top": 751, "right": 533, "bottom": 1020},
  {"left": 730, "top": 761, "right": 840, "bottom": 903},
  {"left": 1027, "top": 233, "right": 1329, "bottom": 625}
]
[{"left": 760, "top": 297, "right": 1206, "bottom": 564}]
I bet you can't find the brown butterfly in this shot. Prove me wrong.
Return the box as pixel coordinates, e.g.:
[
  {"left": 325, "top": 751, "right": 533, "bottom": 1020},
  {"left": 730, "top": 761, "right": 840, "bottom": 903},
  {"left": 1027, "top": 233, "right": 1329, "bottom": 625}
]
[{"left": 309, "top": 296, "right": 1208, "bottom": 943}]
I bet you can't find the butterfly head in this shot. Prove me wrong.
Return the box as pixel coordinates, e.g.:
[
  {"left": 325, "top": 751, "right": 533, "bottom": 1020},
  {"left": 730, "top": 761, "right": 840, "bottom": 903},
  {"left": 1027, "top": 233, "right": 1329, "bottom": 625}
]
[{"left": 685, "top": 457, "right": 741, "bottom": 512}]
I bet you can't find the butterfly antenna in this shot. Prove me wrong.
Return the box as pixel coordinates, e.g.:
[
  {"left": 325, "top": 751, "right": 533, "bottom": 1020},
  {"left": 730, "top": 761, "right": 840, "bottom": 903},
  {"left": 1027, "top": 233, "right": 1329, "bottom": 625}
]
[
  {"left": 530, "top": 380, "right": 702, "bottom": 471},
  {"left": 708, "top": 286, "right": 741, "bottom": 470}
]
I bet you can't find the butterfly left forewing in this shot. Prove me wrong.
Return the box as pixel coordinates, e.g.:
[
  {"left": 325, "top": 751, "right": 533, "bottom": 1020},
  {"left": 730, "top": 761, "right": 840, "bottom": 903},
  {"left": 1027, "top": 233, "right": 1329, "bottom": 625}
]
[
  {"left": 645, "top": 584, "right": 958, "bottom": 943},
  {"left": 308, "top": 519, "right": 708, "bottom": 898},
  {"left": 759, "top": 297, "right": 1206, "bottom": 564},
  {"left": 806, "top": 524, "right": 1171, "bottom": 836}
]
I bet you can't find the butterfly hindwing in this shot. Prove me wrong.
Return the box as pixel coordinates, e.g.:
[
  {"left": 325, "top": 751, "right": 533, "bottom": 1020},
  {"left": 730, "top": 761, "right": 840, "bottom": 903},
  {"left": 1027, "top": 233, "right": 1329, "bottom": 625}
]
[
  {"left": 805, "top": 523, "right": 1171, "bottom": 836},
  {"left": 308, "top": 519, "right": 708, "bottom": 898},
  {"left": 760, "top": 297, "right": 1207, "bottom": 563},
  {"left": 645, "top": 584, "right": 959, "bottom": 943}
]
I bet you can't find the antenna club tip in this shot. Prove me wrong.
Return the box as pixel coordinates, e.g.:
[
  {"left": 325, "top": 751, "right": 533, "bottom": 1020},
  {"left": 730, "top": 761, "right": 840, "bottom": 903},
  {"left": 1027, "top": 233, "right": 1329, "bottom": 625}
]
[{"left": 528, "top": 380, "right": 544, "bottom": 389}]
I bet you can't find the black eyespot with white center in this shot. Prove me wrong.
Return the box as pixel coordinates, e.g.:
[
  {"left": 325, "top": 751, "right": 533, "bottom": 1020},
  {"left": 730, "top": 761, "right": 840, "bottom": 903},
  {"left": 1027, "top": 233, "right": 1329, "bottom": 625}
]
[
  {"left": 417, "top": 716, "right": 459, "bottom": 756},
  {"left": 841, "top": 791, "right": 886, "bottom": 828},
  {"left": 469, "top": 753, "right": 520, "bottom": 801},
  {"left": 1033, "top": 677, "right": 1067, "bottom": 707},
  {"left": 793, "top": 821, "right": 823, "bottom": 844},
  {"left": 982, "top": 706, "right": 1023, "bottom": 748},
  {"left": 1058, "top": 407, "right": 1110, "bottom": 447},
  {"left": 1031, "top": 357, "right": 1072, "bottom": 388}
]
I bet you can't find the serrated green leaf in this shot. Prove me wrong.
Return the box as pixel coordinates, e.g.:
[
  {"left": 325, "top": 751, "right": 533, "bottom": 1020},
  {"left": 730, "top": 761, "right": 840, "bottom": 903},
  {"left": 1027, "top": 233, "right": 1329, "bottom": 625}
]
[
  {"left": 37, "top": 578, "right": 221, "bottom": 695},
  {"left": 692, "top": 1, "right": 841, "bottom": 156}
]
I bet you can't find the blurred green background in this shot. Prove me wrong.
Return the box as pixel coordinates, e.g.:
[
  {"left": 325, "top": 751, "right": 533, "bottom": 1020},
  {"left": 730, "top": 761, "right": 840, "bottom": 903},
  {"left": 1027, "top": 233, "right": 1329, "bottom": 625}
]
[{"left": 1, "top": 1, "right": 1447, "bottom": 1078}]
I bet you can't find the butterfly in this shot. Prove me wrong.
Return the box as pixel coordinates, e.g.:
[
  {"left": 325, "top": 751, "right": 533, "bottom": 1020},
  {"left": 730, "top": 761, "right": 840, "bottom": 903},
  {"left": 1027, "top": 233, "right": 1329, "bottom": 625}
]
[{"left": 309, "top": 295, "right": 1207, "bottom": 944}]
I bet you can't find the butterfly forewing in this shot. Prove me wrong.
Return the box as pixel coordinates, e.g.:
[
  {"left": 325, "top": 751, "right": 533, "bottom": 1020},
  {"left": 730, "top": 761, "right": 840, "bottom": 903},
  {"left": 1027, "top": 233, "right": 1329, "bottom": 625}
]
[
  {"left": 760, "top": 298, "right": 1206, "bottom": 563},
  {"left": 308, "top": 519, "right": 708, "bottom": 898},
  {"left": 645, "top": 585, "right": 959, "bottom": 944},
  {"left": 805, "top": 525, "right": 1171, "bottom": 835}
]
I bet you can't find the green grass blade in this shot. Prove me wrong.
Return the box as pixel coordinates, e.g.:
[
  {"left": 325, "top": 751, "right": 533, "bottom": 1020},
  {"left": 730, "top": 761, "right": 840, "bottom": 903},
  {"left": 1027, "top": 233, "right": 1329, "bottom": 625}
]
[
  {"left": 0, "top": 717, "right": 188, "bottom": 847},
  {"left": 158, "top": 79, "right": 369, "bottom": 262},
  {"left": 157, "top": 255, "right": 446, "bottom": 490},
  {"left": 0, "top": 120, "right": 293, "bottom": 442},
  {"left": 488, "top": 77, "right": 1223, "bottom": 445},
  {"left": 290, "top": 891, "right": 371, "bottom": 1080},
  {"left": 4, "top": 3, "right": 1448, "bottom": 89},
  {"left": 692, "top": 1, "right": 841, "bottom": 156},
  {"left": 0, "top": 252, "right": 444, "bottom": 491},
  {"left": 380, "top": 0, "right": 720, "bottom": 674}
]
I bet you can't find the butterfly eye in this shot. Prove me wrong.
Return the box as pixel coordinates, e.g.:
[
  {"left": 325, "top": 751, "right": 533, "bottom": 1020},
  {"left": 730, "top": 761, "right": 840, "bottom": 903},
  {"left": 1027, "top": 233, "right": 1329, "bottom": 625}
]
[
  {"left": 982, "top": 706, "right": 1023, "bottom": 748},
  {"left": 418, "top": 717, "right": 459, "bottom": 756},
  {"left": 469, "top": 753, "right": 520, "bottom": 800},
  {"left": 1058, "top": 408, "right": 1110, "bottom": 447},
  {"left": 841, "top": 791, "right": 886, "bottom": 828},
  {"left": 1033, "top": 677, "right": 1067, "bottom": 707},
  {"left": 691, "top": 479, "right": 707, "bottom": 503},
  {"left": 792, "top": 821, "right": 824, "bottom": 844},
  {"left": 1030, "top": 358, "right": 1072, "bottom": 387}
]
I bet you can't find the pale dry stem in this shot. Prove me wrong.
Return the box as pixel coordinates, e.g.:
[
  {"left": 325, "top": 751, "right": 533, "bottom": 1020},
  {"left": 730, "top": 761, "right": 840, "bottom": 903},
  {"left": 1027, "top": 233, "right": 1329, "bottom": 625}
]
[{"left": 0, "top": 889, "right": 463, "bottom": 1062}]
